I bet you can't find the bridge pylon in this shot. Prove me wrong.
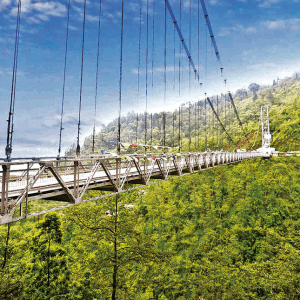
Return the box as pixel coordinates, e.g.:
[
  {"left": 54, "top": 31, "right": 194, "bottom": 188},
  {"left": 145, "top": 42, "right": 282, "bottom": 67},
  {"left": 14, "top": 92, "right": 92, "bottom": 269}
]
[{"left": 254, "top": 106, "right": 278, "bottom": 157}]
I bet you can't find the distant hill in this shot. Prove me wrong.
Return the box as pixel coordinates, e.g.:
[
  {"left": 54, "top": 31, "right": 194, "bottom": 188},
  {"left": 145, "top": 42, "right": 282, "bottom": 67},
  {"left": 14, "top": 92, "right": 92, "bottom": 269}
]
[{"left": 65, "top": 73, "right": 300, "bottom": 155}]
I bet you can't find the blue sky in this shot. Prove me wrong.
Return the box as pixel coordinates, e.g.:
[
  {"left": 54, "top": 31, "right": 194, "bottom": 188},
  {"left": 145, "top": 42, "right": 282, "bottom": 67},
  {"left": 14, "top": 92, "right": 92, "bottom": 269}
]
[{"left": 0, "top": 0, "right": 300, "bottom": 158}]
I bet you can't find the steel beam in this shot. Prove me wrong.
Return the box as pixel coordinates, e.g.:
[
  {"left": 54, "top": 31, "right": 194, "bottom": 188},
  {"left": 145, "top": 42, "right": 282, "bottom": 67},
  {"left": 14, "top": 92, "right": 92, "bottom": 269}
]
[
  {"left": 47, "top": 165, "right": 77, "bottom": 203},
  {"left": 101, "top": 161, "right": 119, "bottom": 192}
]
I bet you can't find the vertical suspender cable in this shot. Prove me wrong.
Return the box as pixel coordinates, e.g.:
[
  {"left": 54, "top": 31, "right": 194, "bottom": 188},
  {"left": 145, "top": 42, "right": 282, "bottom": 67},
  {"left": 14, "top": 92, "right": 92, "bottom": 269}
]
[
  {"left": 179, "top": 106, "right": 181, "bottom": 152},
  {"left": 137, "top": 0, "right": 142, "bottom": 145},
  {"left": 212, "top": 97, "right": 214, "bottom": 148},
  {"left": 198, "top": 101, "right": 201, "bottom": 151},
  {"left": 217, "top": 95, "right": 219, "bottom": 149},
  {"left": 6, "top": 0, "right": 21, "bottom": 161},
  {"left": 225, "top": 94, "right": 227, "bottom": 147},
  {"left": 197, "top": 102, "right": 199, "bottom": 150},
  {"left": 189, "top": 101, "right": 191, "bottom": 152},
  {"left": 173, "top": 111, "right": 175, "bottom": 148},
  {"left": 145, "top": 0, "right": 149, "bottom": 151},
  {"left": 188, "top": 0, "right": 191, "bottom": 152},
  {"left": 178, "top": 0, "right": 182, "bottom": 98},
  {"left": 163, "top": 0, "right": 167, "bottom": 151},
  {"left": 209, "top": 98, "right": 211, "bottom": 148},
  {"left": 173, "top": 26, "right": 176, "bottom": 90},
  {"left": 92, "top": 0, "right": 102, "bottom": 154},
  {"left": 151, "top": 0, "right": 155, "bottom": 94},
  {"left": 179, "top": 0, "right": 181, "bottom": 152},
  {"left": 58, "top": 0, "right": 70, "bottom": 158},
  {"left": 197, "top": 0, "right": 200, "bottom": 150},
  {"left": 198, "top": 0, "right": 200, "bottom": 84},
  {"left": 205, "top": 20, "right": 207, "bottom": 78},
  {"left": 204, "top": 93, "right": 207, "bottom": 151},
  {"left": 117, "top": 0, "right": 124, "bottom": 155},
  {"left": 151, "top": 113, "right": 153, "bottom": 146},
  {"left": 76, "top": 0, "right": 87, "bottom": 156},
  {"left": 221, "top": 94, "right": 223, "bottom": 148},
  {"left": 194, "top": 102, "right": 196, "bottom": 151},
  {"left": 136, "top": 113, "right": 138, "bottom": 144}
]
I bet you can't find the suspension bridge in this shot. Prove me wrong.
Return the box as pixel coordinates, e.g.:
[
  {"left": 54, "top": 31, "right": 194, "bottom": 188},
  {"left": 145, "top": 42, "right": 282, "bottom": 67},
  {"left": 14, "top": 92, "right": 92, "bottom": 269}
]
[{"left": 0, "top": 0, "right": 278, "bottom": 224}]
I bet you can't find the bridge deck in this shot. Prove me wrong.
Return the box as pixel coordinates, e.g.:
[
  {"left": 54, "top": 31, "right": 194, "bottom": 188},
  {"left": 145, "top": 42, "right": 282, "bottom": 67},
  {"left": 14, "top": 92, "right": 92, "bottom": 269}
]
[{"left": 0, "top": 151, "right": 259, "bottom": 224}]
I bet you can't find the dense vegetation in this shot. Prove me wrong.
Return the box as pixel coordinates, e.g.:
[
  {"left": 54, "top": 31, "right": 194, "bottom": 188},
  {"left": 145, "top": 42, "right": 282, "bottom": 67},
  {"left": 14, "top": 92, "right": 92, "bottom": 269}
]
[
  {"left": 65, "top": 73, "right": 300, "bottom": 155},
  {"left": 1, "top": 157, "right": 300, "bottom": 299}
]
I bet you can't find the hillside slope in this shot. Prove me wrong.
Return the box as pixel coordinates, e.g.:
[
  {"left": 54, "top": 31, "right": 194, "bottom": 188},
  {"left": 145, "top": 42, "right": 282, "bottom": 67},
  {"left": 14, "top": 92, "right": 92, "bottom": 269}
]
[{"left": 66, "top": 74, "right": 300, "bottom": 155}]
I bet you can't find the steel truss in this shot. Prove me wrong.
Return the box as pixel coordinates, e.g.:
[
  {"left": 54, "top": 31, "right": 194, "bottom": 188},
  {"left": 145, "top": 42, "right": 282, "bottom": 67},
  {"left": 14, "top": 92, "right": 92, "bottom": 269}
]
[{"left": 0, "top": 151, "right": 258, "bottom": 224}]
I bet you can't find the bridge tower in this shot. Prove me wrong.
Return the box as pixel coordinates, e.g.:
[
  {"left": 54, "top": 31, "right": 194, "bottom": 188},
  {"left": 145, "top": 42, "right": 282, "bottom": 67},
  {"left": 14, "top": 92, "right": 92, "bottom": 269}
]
[
  {"left": 256, "top": 106, "right": 278, "bottom": 157},
  {"left": 261, "top": 106, "right": 272, "bottom": 148}
]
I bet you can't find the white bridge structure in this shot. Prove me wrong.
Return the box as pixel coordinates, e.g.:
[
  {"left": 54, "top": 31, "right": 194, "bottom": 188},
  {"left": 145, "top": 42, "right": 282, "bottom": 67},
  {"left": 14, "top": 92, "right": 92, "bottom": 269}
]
[{"left": 0, "top": 151, "right": 261, "bottom": 224}]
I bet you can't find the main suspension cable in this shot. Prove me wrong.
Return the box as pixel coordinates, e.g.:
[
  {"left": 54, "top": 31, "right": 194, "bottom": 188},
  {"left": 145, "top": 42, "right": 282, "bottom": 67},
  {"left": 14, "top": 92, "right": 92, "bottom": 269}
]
[
  {"left": 199, "top": 0, "right": 223, "bottom": 75},
  {"left": 6, "top": 0, "right": 21, "bottom": 161},
  {"left": 165, "top": 0, "right": 199, "bottom": 83},
  {"left": 92, "top": 0, "right": 102, "bottom": 154},
  {"left": 207, "top": 96, "right": 234, "bottom": 144},
  {"left": 228, "top": 91, "right": 248, "bottom": 141},
  {"left": 76, "top": 0, "right": 87, "bottom": 156},
  {"left": 58, "top": 0, "right": 71, "bottom": 158}
]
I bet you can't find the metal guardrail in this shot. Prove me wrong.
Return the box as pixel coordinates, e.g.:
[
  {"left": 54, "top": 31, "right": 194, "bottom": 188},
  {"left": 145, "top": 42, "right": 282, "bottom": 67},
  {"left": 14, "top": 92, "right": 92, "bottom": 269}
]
[{"left": 0, "top": 151, "right": 258, "bottom": 224}]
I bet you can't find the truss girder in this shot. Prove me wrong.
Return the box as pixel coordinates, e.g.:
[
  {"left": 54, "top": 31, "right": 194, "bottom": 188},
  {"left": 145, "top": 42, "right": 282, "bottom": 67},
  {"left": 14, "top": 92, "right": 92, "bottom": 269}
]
[
  {"left": 133, "top": 160, "right": 147, "bottom": 185},
  {"left": 0, "top": 151, "right": 260, "bottom": 224},
  {"left": 9, "top": 164, "right": 46, "bottom": 218},
  {"left": 79, "top": 160, "right": 101, "bottom": 199}
]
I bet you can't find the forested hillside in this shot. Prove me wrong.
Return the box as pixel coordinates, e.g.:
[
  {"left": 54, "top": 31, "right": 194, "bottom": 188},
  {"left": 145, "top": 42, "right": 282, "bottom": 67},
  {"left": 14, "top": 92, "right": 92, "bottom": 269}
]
[
  {"left": 65, "top": 73, "right": 300, "bottom": 155},
  {"left": 1, "top": 157, "right": 300, "bottom": 299}
]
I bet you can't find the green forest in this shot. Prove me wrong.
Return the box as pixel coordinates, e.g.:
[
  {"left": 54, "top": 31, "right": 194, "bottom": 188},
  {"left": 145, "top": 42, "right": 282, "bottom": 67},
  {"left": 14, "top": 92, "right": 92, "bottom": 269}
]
[{"left": 1, "top": 157, "right": 300, "bottom": 299}]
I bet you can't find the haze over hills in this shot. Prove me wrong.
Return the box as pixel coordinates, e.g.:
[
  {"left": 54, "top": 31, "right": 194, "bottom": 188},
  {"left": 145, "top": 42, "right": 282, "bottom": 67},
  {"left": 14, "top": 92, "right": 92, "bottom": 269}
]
[{"left": 65, "top": 72, "right": 300, "bottom": 155}]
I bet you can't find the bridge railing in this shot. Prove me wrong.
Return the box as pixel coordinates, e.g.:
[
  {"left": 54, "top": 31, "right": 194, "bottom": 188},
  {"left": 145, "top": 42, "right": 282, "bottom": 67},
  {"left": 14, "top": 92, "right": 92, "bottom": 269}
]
[{"left": 0, "top": 151, "right": 257, "bottom": 224}]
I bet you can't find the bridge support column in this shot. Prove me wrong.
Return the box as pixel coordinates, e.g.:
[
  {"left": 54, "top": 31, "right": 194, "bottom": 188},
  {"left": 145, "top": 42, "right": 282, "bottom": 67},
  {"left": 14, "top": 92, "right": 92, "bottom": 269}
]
[
  {"left": 74, "top": 161, "right": 78, "bottom": 199},
  {"left": 1, "top": 165, "right": 9, "bottom": 215},
  {"left": 1, "top": 165, "right": 7, "bottom": 215},
  {"left": 116, "top": 158, "right": 120, "bottom": 192}
]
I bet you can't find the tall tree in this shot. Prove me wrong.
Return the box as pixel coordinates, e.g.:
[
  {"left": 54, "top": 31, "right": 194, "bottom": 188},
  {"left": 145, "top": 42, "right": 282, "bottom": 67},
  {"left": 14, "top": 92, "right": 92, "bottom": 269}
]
[{"left": 23, "top": 214, "right": 70, "bottom": 299}]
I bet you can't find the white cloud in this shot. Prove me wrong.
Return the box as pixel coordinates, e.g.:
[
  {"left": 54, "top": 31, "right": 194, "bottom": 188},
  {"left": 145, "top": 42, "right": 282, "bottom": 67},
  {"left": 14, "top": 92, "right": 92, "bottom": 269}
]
[
  {"left": 0, "top": 0, "right": 11, "bottom": 11},
  {"left": 218, "top": 24, "right": 257, "bottom": 37},
  {"left": 245, "top": 26, "right": 257, "bottom": 34},
  {"left": 87, "top": 14, "right": 99, "bottom": 22},
  {"left": 37, "top": 14, "right": 50, "bottom": 21},
  {"left": 131, "top": 65, "right": 192, "bottom": 75},
  {"left": 27, "top": 16, "right": 41, "bottom": 24},
  {"left": 263, "top": 18, "right": 300, "bottom": 30},
  {"left": 258, "top": 0, "right": 283, "bottom": 7},
  {"left": 68, "top": 25, "right": 78, "bottom": 31},
  {"left": 11, "top": 0, "right": 32, "bottom": 15},
  {"left": 11, "top": 0, "right": 67, "bottom": 22},
  {"left": 247, "top": 62, "right": 276, "bottom": 69},
  {"left": 264, "top": 20, "right": 286, "bottom": 29},
  {"left": 32, "top": 2, "right": 66, "bottom": 17}
]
